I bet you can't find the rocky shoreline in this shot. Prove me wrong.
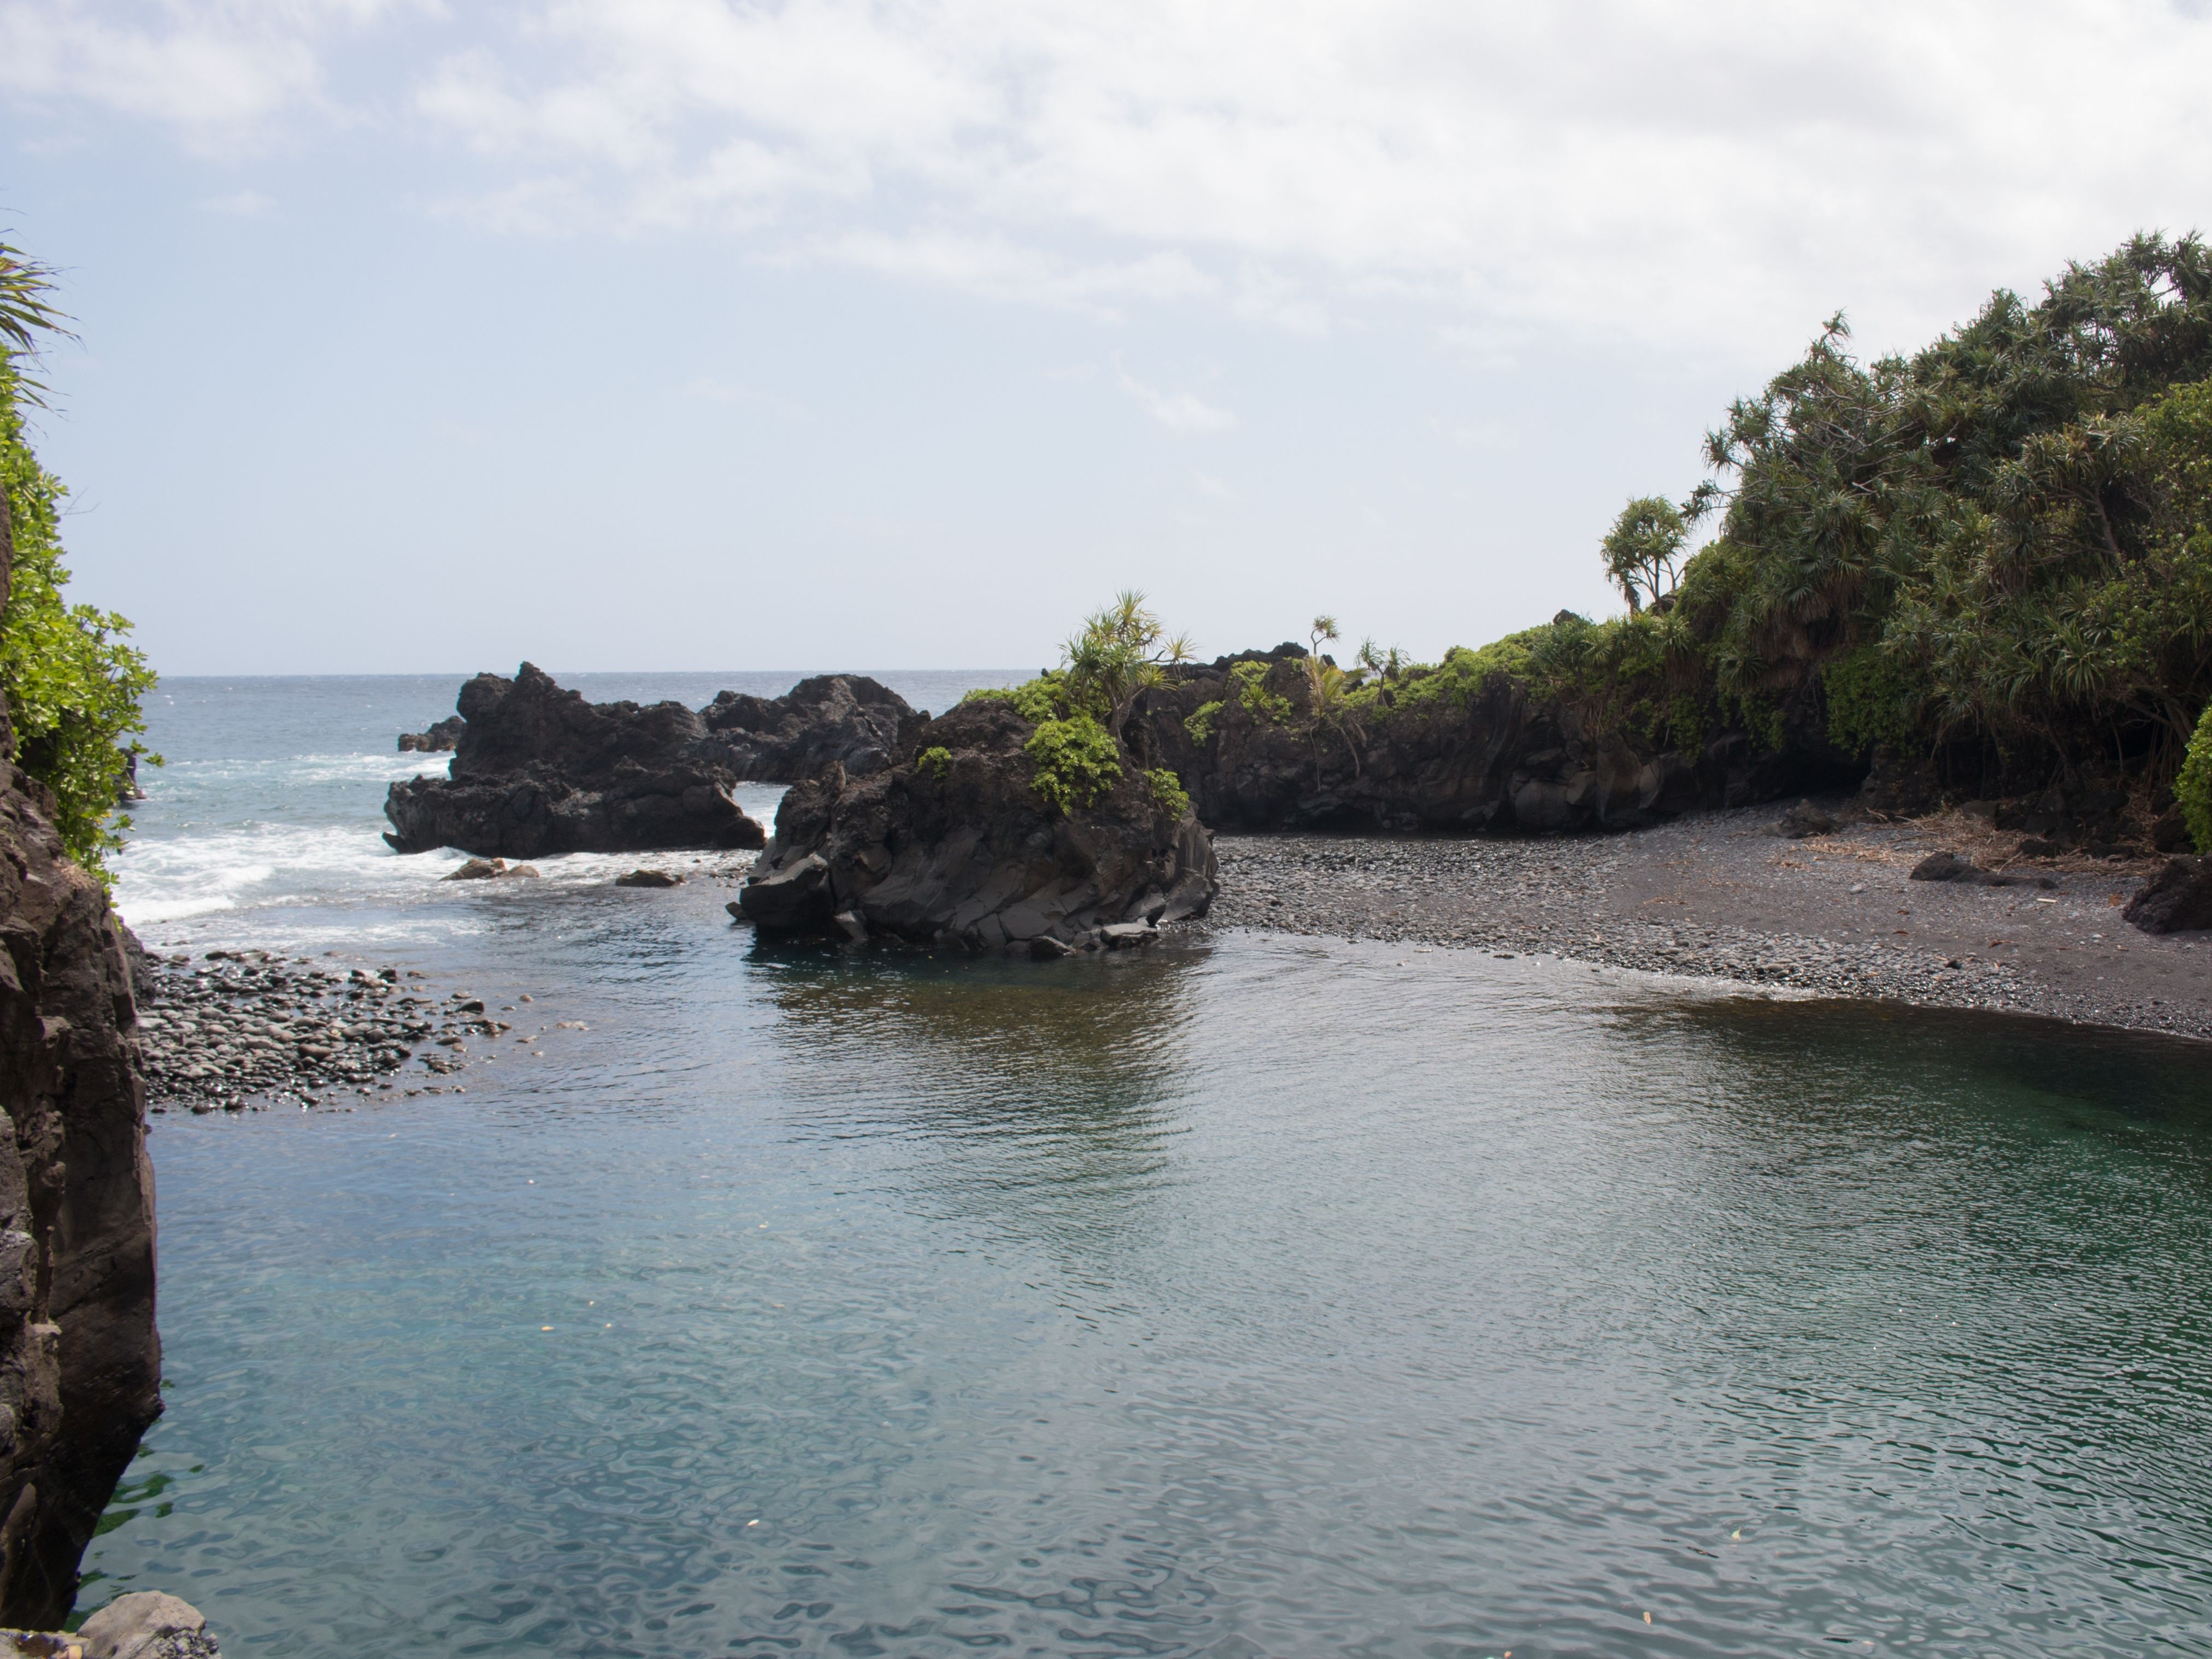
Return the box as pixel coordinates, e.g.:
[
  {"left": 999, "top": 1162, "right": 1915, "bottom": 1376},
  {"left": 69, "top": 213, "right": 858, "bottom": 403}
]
[
  {"left": 1204, "top": 805, "right": 2212, "bottom": 1039},
  {"left": 134, "top": 949, "right": 585, "bottom": 1111}
]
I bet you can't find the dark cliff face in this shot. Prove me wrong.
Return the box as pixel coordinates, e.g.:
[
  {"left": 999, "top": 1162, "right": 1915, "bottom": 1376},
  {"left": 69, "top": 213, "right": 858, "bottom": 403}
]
[
  {"left": 384, "top": 664, "right": 765, "bottom": 858},
  {"left": 1132, "top": 656, "right": 1857, "bottom": 834},
  {"left": 737, "top": 698, "right": 1215, "bottom": 948},
  {"left": 0, "top": 489, "right": 163, "bottom": 1628}
]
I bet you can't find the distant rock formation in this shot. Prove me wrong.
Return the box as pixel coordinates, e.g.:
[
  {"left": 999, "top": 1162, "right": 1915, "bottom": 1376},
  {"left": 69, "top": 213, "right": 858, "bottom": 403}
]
[
  {"left": 397, "top": 716, "right": 464, "bottom": 754},
  {"left": 1130, "top": 650, "right": 1852, "bottom": 835},
  {"left": 699, "top": 675, "right": 917, "bottom": 781},
  {"left": 383, "top": 664, "right": 764, "bottom": 858},
  {"left": 736, "top": 697, "right": 1214, "bottom": 950},
  {"left": 0, "top": 484, "right": 163, "bottom": 1629}
]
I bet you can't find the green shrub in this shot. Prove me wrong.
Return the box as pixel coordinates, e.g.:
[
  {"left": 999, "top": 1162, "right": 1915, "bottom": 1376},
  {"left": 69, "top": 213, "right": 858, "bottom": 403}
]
[
  {"left": 1025, "top": 714, "right": 1122, "bottom": 814},
  {"left": 1822, "top": 645, "right": 1925, "bottom": 758},
  {"left": 962, "top": 672, "right": 1068, "bottom": 725},
  {"left": 1229, "top": 660, "right": 1291, "bottom": 723},
  {"left": 1, "top": 358, "right": 157, "bottom": 879},
  {"left": 916, "top": 745, "right": 951, "bottom": 779},
  {"left": 1184, "top": 700, "right": 1223, "bottom": 745},
  {"left": 2179, "top": 702, "right": 2212, "bottom": 853},
  {"left": 1145, "top": 768, "right": 1191, "bottom": 816}
]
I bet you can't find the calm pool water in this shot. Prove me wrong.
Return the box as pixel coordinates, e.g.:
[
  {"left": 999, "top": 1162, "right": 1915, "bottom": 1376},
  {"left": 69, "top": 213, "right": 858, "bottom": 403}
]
[{"left": 86, "top": 679, "right": 2212, "bottom": 1657}]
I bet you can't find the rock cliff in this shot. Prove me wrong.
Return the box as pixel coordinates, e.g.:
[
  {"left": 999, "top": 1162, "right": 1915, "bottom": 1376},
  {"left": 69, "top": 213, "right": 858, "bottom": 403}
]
[
  {"left": 383, "top": 664, "right": 765, "bottom": 857},
  {"left": 0, "top": 487, "right": 163, "bottom": 1628},
  {"left": 736, "top": 698, "right": 1215, "bottom": 949}
]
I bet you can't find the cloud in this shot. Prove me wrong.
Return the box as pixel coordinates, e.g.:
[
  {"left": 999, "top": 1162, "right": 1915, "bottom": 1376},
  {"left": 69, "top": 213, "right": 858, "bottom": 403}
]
[
  {"left": 11, "top": 1, "right": 2212, "bottom": 358},
  {"left": 1116, "top": 362, "right": 1236, "bottom": 432}
]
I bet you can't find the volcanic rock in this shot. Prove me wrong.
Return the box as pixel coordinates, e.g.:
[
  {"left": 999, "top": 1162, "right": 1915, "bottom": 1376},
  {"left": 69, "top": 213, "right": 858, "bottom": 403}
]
[
  {"left": 1129, "top": 653, "right": 1856, "bottom": 835},
  {"left": 2123, "top": 855, "right": 2212, "bottom": 933},
  {"left": 383, "top": 664, "right": 764, "bottom": 858},
  {"left": 736, "top": 698, "right": 1215, "bottom": 948},
  {"left": 396, "top": 715, "right": 464, "bottom": 754},
  {"left": 698, "top": 675, "right": 917, "bottom": 781},
  {"left": 0, "top": 483, "right": 163, "bottom": 1627}
]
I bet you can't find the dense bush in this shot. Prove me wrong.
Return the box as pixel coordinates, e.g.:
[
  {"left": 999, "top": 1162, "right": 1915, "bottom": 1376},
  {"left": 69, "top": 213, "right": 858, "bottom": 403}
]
[
  {"left": 0, "top": 351, "right": 157, "bottom": 879},
  {"left": 2178, "top": 702, "right": 2212, "bottom": 853},
  {"left": 1025, "top": 714, "right": 1122, "bottom": 814}
]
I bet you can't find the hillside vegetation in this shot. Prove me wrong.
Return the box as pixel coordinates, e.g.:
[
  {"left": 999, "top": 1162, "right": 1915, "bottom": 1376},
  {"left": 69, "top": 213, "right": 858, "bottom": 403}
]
[{"left": 0, "top": 237, "right": 157, "bottom": 877}]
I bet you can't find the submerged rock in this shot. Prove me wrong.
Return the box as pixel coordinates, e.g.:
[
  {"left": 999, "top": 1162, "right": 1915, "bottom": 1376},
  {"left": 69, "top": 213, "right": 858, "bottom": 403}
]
[
  {"left": 614, "top": 869, "right": 683, "bottom": 887},
  {"left": 384, "top": 664, "right": 764, "bottom": 858},
  {"left": 737, "top": 698, "right": 1215, "bottom": 949},
  {"left": 699, "top": 675, "right": 917, "bottom": 781}
]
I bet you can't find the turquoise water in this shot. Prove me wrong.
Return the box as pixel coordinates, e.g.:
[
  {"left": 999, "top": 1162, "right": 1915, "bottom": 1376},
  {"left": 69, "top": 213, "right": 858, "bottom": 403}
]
[{"left": 89, "top": 679, "right": 2212, "bottom": 1657}]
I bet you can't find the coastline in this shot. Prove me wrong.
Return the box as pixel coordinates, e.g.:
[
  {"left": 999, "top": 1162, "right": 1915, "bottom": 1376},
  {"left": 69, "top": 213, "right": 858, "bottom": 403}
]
[{"left": 1203, "top": 805, "right": 2212, "bottom": 1040}]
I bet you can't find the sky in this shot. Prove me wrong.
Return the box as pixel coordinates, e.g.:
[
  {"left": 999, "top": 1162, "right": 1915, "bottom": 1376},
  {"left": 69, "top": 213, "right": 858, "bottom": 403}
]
[{"left": 4, "top": 1, "right": 2212, "bottom": 676}]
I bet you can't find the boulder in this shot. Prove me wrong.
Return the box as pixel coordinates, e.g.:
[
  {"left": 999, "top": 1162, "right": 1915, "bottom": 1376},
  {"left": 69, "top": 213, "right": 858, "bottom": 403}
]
[
  {"left": 1778, "top": 800, "right": 1838, "bottom": 839},
  {"left": 445, "top": 858, "right": 506, "bottom": 880},
  {"left": 383, "top": 664, "right": 765, "bottom": 858},
  {"left": 698, "top": 675, "right": 917, "bottom": 781},
  {"left": 396, "top": 715, "right": 464, "bottom": 754},
  {"left": 614, "top": 869, "right": 683, "bottom": 888},
  {"left": 2123, "top": 856, "right": 2212, "bottom": 933},
  {"left": 736, "top": 699, "right": 1215, "bottom": 949},
  {"left": 1908, "top": 852, "right": 2050, "bottom": 889},
  {"left": 76, "top": 1592, "right": 219, "bottom": 1658}
]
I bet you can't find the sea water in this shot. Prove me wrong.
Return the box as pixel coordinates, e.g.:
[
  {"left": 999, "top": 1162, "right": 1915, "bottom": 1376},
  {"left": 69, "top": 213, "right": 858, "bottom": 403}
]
[{"left": 86, "top": 676, "right": 2212, "bottom": 1657}]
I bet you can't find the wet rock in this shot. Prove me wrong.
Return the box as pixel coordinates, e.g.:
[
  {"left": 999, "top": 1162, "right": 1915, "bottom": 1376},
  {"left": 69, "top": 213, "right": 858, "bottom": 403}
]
[
  {"left": 698, "top": 675, "right": 919, "bottom": 781},
  {"left": 76, "top": 1592, "right": 220, "bottom": 1659},
  {"left": 445, "top": 858, "right": 506, "bottom": 880},
  {"left": 397, "top": 715, "right": 464, "bottom": 754},
  {"left": 737, "top": 698, "right": 1215, "bottom": 949},
  {"left": 2123, "top": 856, "right": 2212, "bottom": 934},
  {"left": 384, "top": 664, "right": 764, "bottom": 858},
  {"left": 614, "top": 869, "right": 683, "bottom": 888}
]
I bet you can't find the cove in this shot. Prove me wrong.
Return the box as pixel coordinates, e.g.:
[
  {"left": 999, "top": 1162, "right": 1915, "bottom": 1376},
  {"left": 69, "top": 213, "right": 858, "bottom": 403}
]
[{"left": 83, "top": 931, "right": 2212, "bottom": 1658}]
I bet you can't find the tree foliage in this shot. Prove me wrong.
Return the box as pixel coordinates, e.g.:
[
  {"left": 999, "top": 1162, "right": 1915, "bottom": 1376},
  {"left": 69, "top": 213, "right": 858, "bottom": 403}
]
[{"left": 0, "top": 240, "right": 158, "bottom": 879}]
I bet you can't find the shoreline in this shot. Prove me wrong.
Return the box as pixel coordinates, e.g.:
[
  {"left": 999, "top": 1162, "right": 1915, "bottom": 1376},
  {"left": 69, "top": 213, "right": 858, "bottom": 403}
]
[
  {"left": 134, "top": 804, "right": 2212, "bottom": 1113},
  {"left": 1202, "top": 805, "right": 2212, "bottom": 1040}
]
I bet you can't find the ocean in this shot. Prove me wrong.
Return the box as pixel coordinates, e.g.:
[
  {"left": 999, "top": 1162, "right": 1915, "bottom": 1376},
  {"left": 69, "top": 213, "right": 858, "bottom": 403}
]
[{"left": 87, "top": 674, "right": 2212, "bottom": 1657}]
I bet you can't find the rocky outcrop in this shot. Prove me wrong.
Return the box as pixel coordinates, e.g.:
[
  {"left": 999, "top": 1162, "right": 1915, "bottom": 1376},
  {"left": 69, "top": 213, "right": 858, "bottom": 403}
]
[
  {"left": 0, "top": 487, "right": 163, "bottom": 1629},
  {"left": 1131, "top": 652, "right": 1855, "bottom": 836},
  {"left": 735, "top": 699, "right": 1214, "bottom": 950},
  {"left": 396, "top": 716, "right": 463, "bottom": 754},
  {"left": 699, "top": 676, "right": 916, "bottom": 781},
  {"left": 2124, "top": 856, "right": 2212, "bottom": 933},
  {"left": 383, "top": 665, "right": 764, "bottom": 858}
]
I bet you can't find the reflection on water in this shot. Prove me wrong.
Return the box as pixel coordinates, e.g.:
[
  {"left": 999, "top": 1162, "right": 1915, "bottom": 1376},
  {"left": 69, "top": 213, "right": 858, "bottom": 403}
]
[{"left": 84, "top": 927, "right": 2212, "bottom": 1659}]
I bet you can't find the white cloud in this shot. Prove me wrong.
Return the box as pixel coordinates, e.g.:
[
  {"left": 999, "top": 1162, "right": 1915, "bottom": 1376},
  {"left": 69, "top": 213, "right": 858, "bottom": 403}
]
[
  {"left": 11, "top": 1, "right": 2212, "bottom": 358},
  {"left": 1116, "top": 361, "right": 1237, "bottom": 432}
]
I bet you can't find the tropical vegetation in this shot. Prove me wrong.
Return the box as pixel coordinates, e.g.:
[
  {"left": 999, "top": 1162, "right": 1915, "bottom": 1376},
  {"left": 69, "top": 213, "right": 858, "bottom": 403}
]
[{"left": 0, "top": 236, "right": 158, "bottom": 877}]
